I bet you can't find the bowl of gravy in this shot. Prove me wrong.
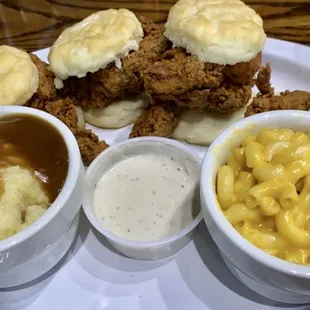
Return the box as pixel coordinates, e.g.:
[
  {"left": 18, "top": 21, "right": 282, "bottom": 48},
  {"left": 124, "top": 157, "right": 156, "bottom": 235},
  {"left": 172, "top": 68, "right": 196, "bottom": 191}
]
[{"left": 0, "top": 106, "right": 84, "bottom": 288}]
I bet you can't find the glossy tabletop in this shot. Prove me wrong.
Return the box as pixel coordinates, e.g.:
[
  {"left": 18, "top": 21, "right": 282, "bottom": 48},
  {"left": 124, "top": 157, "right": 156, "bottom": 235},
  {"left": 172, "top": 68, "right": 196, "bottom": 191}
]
[{"left": 0, "top": 0, "right": 310, "bottom": 52}]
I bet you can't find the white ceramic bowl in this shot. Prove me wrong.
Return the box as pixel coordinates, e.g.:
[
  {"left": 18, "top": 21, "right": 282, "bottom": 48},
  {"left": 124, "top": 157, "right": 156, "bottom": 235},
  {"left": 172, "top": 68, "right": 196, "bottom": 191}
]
[
  {"left": 201, "top": 110, "right": 310, "bottom": 304},
  {"left": 0, "top": 106, "right": 84, "bottom": 288},
  {"left": 83, "top": 137, "right": 203, "bottom": 260}
]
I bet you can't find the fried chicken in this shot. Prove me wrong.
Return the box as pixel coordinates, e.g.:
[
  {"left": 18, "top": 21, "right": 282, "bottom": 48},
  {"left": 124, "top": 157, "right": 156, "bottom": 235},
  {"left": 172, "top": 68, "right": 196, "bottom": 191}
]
[
  {"left": 223, "top": 52, "right": 261, "bottom": 85},
  {"left": 204, "top": 83, "right": 252, "bottom": 113},
  {"left": 255, "top": 63, "right": 274, "bottom": 95},
  {"left": 45, "top": 98, "right": 78, "bottom": 134},
  {"left": 27, "top": 54, "right": 57, "bottom": 110},
  {"left": 244, "top": 63, "right": 310, "bottom": 116},
  {"left": 44, "top": 98, "right": 109, "bottom": 164},
  {"left": 75, "top": 129, "right": 109, "bottom": 165},
  {"left": 129, "top": 104, "right": 180, "bottom": 138},
  {"left": 143, "top": 47, "right": 259, "bottom": 112},
  {"left": 245, "top": 91, "right": 310, "bottom": 117},
  {"left": 60, "top": 16, "right": 169, "bottom": 109}
]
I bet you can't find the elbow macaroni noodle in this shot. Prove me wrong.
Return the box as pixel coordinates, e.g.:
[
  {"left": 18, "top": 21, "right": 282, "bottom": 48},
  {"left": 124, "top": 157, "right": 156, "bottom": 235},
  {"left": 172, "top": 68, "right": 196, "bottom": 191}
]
[{"left": 216, "top": 128, "right": 310, "bottom": 266}]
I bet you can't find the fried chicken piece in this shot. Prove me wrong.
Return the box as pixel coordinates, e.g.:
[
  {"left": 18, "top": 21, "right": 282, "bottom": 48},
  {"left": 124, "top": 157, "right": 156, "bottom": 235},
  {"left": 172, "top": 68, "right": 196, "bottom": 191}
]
[
  {"left": 255, "top": 63, "right": 274, "bottom": 95},
  {"left": 223, "top": 52, "right": 262, "bottom": 85},
  {"left": 60, "top": 16, "right": 169, "bottom": 109},
  {"left": 75, "top": 129, "right": 109, "bottom": 165},
  {"left": 144, "top": 48, "right": 223, "bottom": 98},
  {"left": 122, "top": 16, "right": 170, "bottom": 80},
  {"left": 129, "top": 104, "right": 180, "bottom": 138},
  {"left": 88, "top": 63, "right": 140, "bottom": 108},
  {"left": 61, "top": 76, "right": 90, "bottom": 108},
  {"left": 144, "top": 48, "right": 259, "bottom": 112},
  {"left": 27, "top": 54, "right": 57, "bottom": 109},
  {"left": 45, "top": 99, "right": 108, "bottom": 165},
  {"left": 245, "top": 90, "right": 310, "bottom": 117},
  {"left": 148, "top": 81, "right": 252, "bottom": 113},
  {"left": 45, "top": 98, "right": 78, "bottom": 134},
  {"left": 204, "top": 83, "right": 252, "bottom": 113}
]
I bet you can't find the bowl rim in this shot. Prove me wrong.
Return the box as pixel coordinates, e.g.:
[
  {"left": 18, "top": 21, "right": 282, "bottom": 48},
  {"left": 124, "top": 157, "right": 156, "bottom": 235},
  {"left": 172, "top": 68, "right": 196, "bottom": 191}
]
[
  {"left": 83, "top": 136, "right": 203, "bottom": 250},
  {"left": 0, "top": 106, "right": 81, "bottom": 251},
  {"left": 201, "top": 110, "right": 310, "bottom": 278}
]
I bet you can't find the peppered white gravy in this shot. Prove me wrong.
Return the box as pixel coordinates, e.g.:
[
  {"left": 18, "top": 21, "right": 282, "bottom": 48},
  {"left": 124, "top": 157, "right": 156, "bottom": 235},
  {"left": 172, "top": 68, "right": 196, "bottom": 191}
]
[{"left": 93, "top": 153, "right": 200, "bottom": 241}]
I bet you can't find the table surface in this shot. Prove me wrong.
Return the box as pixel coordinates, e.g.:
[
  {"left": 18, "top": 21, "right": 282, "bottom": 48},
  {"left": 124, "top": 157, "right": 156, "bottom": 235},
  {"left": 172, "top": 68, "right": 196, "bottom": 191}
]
[{"left": 0, "top": 0, "right": 310, "bottom": 52}]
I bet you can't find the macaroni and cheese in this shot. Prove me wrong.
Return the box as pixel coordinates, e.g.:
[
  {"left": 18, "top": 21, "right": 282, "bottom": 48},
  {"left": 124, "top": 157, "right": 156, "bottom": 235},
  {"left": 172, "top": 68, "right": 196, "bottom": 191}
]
[{"left": 216, "top": 128, "right": 310, "bottom": 265}]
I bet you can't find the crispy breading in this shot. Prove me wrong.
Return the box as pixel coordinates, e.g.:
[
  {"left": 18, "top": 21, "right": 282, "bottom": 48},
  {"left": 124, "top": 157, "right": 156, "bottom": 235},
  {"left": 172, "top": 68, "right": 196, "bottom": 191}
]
[
  {"left": 129, "top": 104, "right": 180, "bottom": 138},
  {"left": 75, "top": 129, "right": 109, "bottom": 165},
  {"left": 245, "top": 90, "right": 310, "bottom": 117},
  {"left": 143, "top": 48, "right": 259, "bottom": 112},
  {"left": 88, "top": 64, "right": 139, "bottom": 108},
  {"left": 122, "top": 16, "right": 170, "bottom": 80},
  {"left": 60, "top": 76, "right": 90, "bottom": 108},
  {"left": 45, "top": 99, "right": 109, "bottom": 165},
  {"left": 60, "top": 16, "right": 169, "bottom": 109},
  {"left": 144, "top": 48, "right": 223, "bottom": 97},
  {"left": 27, "top": 54, "right": 57, "bottom": 109},
  {"left": 223, "top": 52, "right": 261, "bottom": 85},
  {"left": 45, "top": 98, "right": 78, "bottom": 134},
  {"left": 148, "top": 82, "right": 252, "bottom": 113},
  {"left": 255, "top": 63, "right": 274, "bottom": 95}
]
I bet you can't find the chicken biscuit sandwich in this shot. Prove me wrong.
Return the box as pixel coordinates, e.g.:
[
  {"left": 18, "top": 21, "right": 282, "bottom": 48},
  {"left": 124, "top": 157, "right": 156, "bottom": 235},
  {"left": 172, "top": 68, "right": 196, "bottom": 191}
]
[
  {"left": 130, "top": 0, "right": 266, "bottom": 144},
  {"left": 49, "top": 9, "right": 169, "bottom": 129}
]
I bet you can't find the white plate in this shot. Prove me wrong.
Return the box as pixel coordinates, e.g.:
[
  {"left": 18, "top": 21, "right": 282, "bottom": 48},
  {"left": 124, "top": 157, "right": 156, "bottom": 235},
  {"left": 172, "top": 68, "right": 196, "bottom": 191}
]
[{"left": 1, "top": 38, "right": 310, "bottom": 310}]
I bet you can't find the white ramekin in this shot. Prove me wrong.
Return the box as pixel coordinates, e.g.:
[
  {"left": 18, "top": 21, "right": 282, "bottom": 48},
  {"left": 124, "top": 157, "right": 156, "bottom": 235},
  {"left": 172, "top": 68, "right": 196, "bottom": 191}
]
[
  {"left": 83, "top": 137, "right": 203, "bottom": 260},
  {"left": 0, "top": 106, "right": 84, "bottom": 288},
  {"left": 201, "top": 110, "right": 310, "bottom": 304}
]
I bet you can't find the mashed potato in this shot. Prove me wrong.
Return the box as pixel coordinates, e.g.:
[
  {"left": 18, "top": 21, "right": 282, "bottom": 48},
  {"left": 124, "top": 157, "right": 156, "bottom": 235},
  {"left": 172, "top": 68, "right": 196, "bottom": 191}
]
[{"left": 0, "top": 166, "right": 49, "bottom": 241}]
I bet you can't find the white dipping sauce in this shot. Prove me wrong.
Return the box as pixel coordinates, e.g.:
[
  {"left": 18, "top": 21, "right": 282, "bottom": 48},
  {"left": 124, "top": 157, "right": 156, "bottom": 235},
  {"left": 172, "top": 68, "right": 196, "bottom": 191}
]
[{"left": 93, "top": 153, "right": 200, "bottom": 241}]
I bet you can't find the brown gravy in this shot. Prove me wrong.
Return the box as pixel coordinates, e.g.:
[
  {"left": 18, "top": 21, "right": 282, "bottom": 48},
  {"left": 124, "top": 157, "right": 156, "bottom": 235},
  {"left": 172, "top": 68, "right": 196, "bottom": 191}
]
[{"left": 0, "top": 114, "right": 69, "bottom": 203}]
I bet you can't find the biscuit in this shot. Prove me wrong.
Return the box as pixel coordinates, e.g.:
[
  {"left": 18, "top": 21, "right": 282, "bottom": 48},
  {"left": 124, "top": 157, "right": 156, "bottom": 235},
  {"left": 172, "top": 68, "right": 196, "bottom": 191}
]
[
  {"left": 84, "top": 94, "right": 148, "bottom": 129},
  {"left": 172, "top": 96, "right": 253, "bottom": 145},
  {"left": 164, "top": 0, "right": 266, "bottom": 65},
  {"left": 48, "top": 9, "right": 144, "bottom": 80},
  {"left": 0, "top": 45, "right": 38, "bottom": 106}
]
